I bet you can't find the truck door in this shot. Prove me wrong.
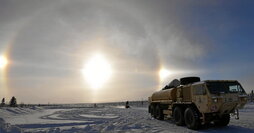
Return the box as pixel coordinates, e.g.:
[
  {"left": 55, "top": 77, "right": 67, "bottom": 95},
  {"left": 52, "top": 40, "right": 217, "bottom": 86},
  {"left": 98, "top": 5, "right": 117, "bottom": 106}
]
[{"left": 193, "top": 84, "right": 208, "bottom": 113}]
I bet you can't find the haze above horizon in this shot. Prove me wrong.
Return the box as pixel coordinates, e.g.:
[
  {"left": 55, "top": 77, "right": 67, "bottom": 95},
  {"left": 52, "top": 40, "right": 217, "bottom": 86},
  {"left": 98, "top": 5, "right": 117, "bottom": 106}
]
[{"left": 0, "top": 0, "right": 253, "bottom": 104}]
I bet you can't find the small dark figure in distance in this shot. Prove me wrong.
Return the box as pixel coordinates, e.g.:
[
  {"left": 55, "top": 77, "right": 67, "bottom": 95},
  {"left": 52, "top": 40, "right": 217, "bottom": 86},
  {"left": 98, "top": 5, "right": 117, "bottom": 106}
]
[{"left": 125, "top": 101, "right": 130, "bottom": 108}]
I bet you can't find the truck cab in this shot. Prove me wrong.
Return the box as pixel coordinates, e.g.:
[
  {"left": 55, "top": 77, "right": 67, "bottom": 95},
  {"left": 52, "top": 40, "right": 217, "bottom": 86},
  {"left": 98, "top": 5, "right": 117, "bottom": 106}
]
[{"left": 191, "top": 81, "right": 247, "bottom": 124}]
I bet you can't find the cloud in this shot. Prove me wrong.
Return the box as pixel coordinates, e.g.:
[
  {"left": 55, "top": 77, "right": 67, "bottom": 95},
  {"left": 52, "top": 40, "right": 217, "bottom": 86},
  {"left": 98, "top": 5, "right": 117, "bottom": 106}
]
[{"left": 1, "top": 0, "right": 215, "bottom": 103}]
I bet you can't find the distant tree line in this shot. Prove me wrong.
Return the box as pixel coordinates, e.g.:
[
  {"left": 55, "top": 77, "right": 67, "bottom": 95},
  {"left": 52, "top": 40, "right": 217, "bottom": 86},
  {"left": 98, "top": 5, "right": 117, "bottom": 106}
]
[
  {"left": 0, "top": 96, "right": 65, "bottom": 108},
  {"left": 0, "top": 96, "right": 17, "bottom": 107}
]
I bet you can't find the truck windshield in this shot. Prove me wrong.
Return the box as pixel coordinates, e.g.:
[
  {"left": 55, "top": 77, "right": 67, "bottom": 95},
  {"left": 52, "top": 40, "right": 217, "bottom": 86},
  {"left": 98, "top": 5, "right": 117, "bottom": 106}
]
[{"left": 206, "top": 81, "right": 245, "bottom": 94}]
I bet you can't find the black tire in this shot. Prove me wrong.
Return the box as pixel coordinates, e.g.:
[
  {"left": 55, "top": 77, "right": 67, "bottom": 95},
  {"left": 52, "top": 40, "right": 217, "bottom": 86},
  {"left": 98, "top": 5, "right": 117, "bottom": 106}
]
[
  {"left": 150, "top": 105, "right": 156, "bottom": 118},
  {"left": 148, "top": 105, "right": 151, "bottom": 113},
  {"left": 155, "top": 105, "right": 164, "bottom": 120},
  {"left": 214, "top": 114, "right": 230, "bottom": 127},
  {"left": 184, "top": 107, "right": 200, "bottom": 130},
  {"left": 173, "top": 107, "right": 185, "bottom": 126},
  {"left": 180, "top": 77, "right": 200, "bottom": 85}
]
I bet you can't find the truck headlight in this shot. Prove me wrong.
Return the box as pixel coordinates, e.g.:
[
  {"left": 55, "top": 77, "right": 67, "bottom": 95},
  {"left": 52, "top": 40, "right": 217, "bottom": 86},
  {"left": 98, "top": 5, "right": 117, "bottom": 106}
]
[
  {"left": 241, "top": 97, "right": 248, "bottom": 102},
  {"left": 212, "top": 98, "right": 218, "bottom": 103}
]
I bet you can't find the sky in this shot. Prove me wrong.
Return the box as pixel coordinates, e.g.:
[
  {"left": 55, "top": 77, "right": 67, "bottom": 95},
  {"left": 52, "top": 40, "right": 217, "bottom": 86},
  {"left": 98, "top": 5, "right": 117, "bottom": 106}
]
[{"left": 0, "top": 0, "right": 254, "bottom": 104}]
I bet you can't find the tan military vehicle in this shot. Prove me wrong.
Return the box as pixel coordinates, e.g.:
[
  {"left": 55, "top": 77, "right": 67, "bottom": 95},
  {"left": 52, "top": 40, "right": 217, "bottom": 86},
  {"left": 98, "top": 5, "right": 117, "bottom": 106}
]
[{"left": 148, "top": 77, "right": 248, "bottom": 130}]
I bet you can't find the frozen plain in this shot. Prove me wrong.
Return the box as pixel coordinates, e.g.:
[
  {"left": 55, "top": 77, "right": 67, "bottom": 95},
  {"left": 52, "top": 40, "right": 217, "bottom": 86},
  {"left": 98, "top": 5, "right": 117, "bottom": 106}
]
[{"left": 0, "top": 103, "right": 254, "bottom": 133}]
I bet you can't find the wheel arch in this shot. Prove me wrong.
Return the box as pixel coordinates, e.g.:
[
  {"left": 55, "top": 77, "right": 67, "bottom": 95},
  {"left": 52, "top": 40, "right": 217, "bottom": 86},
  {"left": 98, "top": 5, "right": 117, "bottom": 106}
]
[{"left": 172, "top": 103, "right": 202, "bottom": 115}]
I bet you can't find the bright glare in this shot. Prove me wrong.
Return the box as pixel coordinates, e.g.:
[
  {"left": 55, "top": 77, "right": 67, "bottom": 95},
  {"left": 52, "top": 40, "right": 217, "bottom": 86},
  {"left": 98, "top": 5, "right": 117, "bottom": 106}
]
[
  {"left": 0, "top": 56, "right": 8, "bottom": 69},
  {"left": 82, "top": 54, "right": 112, "bottom": 89},
  {"left": 159, "top": 68, "right": 171, "bottom": 80}
]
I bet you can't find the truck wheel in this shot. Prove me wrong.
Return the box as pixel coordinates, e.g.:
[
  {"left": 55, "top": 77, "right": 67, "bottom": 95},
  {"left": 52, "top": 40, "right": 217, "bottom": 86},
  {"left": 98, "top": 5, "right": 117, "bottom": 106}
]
[
  {"left": 155, "top": 105, "right": 164, "bottom": 120},
  {"left": 214, "top": 114, "right": 230, "bottom": 127},
  {"left": 148, "top": 105, "right": 151, "bottom": 113},
  {"left": 173, "top": 107, "right": 185, "bottom": 126},
  {"left": 151, "top": 105, "right": 156, "bottom": 118},
  {"left": 184, "top": 107, "right": 200, "bottom": 130}
]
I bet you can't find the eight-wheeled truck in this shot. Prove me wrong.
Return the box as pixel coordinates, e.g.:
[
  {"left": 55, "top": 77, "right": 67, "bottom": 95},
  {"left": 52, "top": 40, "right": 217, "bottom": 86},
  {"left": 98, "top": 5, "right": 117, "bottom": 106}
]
[{"left": 148, "top": 77, "right": 248, "bottom": 130}]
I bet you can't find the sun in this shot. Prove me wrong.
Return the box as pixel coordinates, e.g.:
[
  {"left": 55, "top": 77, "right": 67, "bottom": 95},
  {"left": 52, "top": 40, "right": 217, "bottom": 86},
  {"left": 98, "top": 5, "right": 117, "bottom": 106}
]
[
  {"left": 82, "top": 54, "right": 112, "bottom": 89},
  {"left": 159, "top": 68, "right": 171, "bottom": 80},
  {"left": 0, "top": 56, "right": 8, "bottom": 69}
]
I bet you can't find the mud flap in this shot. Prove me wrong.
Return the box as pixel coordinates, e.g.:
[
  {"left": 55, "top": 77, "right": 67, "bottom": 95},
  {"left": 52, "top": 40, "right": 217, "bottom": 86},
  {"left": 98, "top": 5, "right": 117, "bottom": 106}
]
[{"left": 235, "top": 109, "right": 239, "bottom": 120}]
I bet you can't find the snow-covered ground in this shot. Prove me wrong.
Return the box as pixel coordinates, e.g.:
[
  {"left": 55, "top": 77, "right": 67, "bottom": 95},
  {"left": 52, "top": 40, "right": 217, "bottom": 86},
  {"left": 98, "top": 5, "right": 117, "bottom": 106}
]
[{"left": 1, "top": 103, "right": 254, "bottom": 133}]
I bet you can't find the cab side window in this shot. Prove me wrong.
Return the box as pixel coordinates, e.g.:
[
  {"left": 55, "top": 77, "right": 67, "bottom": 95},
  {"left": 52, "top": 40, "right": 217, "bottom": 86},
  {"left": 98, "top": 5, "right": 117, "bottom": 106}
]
[
  {"left": 229, "top": 85, "right": 243, "bottom": 93},
  {"left": 194, "top": 85, "right": 206, "bottom": 95}
]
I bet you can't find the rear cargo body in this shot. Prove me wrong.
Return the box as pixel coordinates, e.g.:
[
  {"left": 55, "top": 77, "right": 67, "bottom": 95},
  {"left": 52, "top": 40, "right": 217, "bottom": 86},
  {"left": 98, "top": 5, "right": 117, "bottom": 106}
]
[{"left": 148, "top": 77, "right": 248, "bottom": 130}]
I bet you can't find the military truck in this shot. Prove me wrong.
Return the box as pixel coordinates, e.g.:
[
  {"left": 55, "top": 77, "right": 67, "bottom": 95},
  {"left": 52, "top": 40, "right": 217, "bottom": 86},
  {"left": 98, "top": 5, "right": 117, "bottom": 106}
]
[{"left": 148, "top": 77, "right": 248, "bottom": 130}]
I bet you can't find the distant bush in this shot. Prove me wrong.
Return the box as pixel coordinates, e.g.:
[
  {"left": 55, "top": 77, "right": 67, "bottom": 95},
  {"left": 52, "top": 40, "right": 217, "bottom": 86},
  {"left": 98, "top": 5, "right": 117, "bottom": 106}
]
[
  {"left": 20, "top": 102, "right": 25, "bottom": 107},
  {"left": 9, "top": 96, "right": 17, "bottom": 107},
  {"left": 1, "top": 98, "right": 5, "bottom": 107}
]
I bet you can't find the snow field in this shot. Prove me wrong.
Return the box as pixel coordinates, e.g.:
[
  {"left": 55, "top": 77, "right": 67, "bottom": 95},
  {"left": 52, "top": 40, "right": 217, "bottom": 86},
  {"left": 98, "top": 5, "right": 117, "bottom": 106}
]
[{"left": 0, "top": 103, "right": 254, "bottom": 133}]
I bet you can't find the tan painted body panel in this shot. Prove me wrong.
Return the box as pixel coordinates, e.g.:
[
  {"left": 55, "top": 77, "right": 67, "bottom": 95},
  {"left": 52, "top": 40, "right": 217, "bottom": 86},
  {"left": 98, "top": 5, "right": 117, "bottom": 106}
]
[{"left": 151, "top": 88, "right": 177, "bottom": 101}]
